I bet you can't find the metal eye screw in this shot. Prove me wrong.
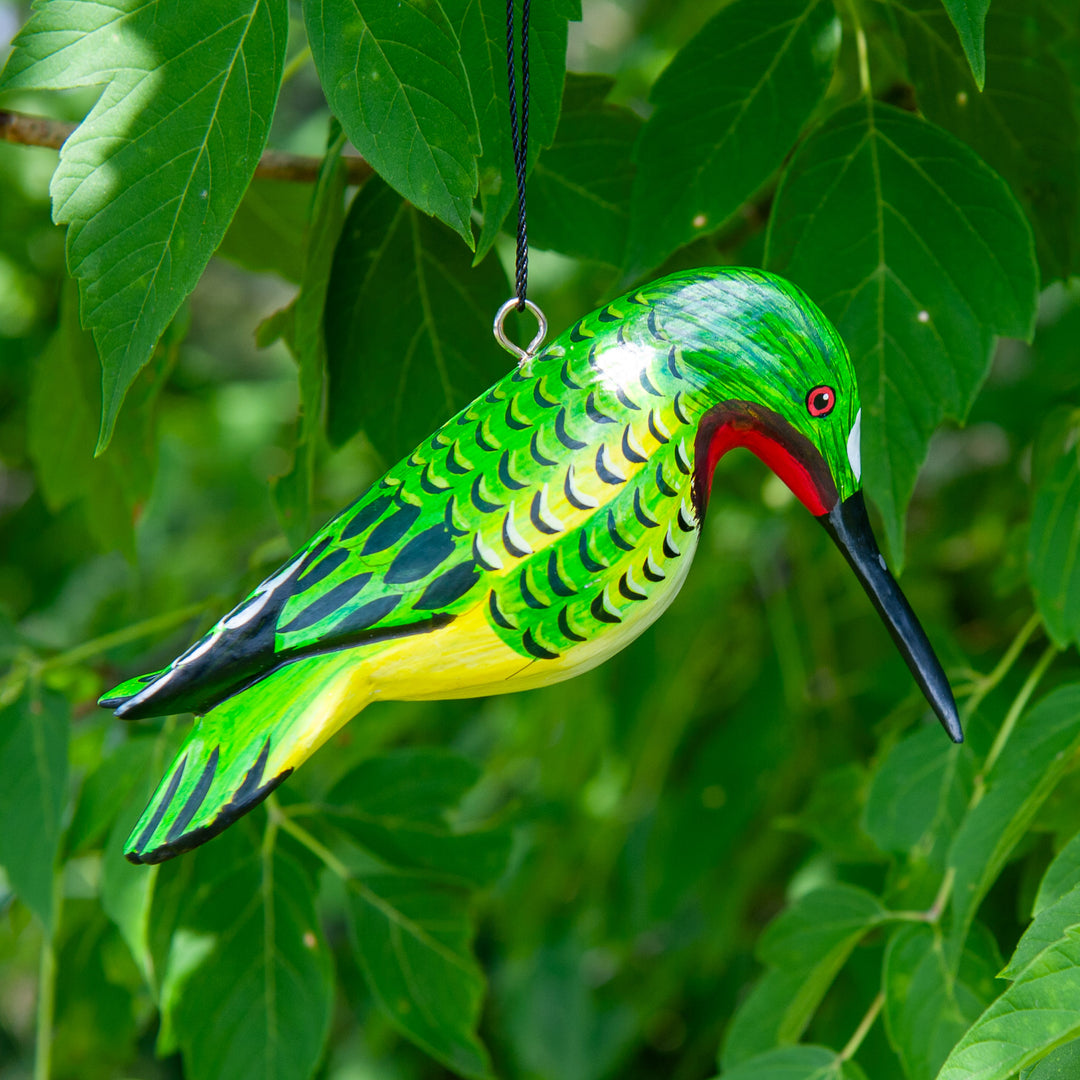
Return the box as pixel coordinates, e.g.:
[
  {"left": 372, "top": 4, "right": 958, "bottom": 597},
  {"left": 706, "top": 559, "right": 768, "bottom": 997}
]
[{"left": 494, "top": 297, "right": 547, "bottom": 366}]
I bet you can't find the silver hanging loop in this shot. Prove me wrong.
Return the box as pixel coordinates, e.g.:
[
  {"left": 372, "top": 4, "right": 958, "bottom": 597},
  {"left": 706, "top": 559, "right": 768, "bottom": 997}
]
[{"left": 493, "top": 297, "right": 547, "bottom": 366}]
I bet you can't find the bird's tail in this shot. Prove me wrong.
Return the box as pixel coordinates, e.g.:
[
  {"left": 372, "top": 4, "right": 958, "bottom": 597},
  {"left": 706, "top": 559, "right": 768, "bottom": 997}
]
[{"left": 124, "top": 649, "right": 369, "bottom": 864}]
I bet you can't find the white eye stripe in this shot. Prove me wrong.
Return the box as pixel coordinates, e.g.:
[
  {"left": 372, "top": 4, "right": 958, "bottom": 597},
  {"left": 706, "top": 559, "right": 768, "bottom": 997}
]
[{"left": 847, "top": 409, "right": 862, "bottom": 482}]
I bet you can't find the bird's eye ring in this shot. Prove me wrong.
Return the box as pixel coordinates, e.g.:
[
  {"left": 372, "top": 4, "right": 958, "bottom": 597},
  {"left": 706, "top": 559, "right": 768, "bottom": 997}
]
[{"left": 807, "top": 386, "right": 835, "bottom": 417}]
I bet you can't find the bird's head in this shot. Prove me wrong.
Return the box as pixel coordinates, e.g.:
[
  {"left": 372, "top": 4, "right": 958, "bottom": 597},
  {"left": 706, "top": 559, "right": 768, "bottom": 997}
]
[{"left": 650, "top": 268, "right": 962, "bottom": 742}]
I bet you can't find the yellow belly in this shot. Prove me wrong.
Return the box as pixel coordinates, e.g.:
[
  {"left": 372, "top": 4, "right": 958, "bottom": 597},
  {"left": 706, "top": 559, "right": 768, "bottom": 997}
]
[
  {"left": 366, "top": 527, "right": 700, "bottom": 702},
  {"left": 265, "top": 528, "right": 699, "bottom": 781}
]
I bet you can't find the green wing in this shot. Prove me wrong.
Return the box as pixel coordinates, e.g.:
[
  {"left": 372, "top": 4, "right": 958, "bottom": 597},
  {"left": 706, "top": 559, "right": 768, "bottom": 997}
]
[
  {"left": 105, "top": 277, "right": 715, "bottom": 864},
  {"left": 103, "top": 294, "right": 703, "bottom": 723}
]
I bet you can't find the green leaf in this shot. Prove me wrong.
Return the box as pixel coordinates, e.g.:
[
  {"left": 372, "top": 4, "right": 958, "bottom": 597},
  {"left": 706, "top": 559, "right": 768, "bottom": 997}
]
[
  {"left": 0, "top": 685, "right": 69, "bottom": 931},
  {"left": 1022, "top": 1039, "right": 1080, "bottom": 1079},
  {"left": 346, "top": 873, "right": 493, "bottom": 1079},
  {"left": 716, "top": 1045, "right": 866, "bottom": 1079},
  {"left": 324, "top": 749, "right": 511, "bottom": 888},
  {"left": 863, "top": 726, "right": 974, "bottom": 859},
  {"left": 98, "top": 726, "right": 185, "bottom": 995},
  {"left": 270, "top": 125, "right": 348, "bottom": 546},
  {"left": 1031, "top": 409, "right": 1080, "bottom": 494},
  {"left": 101, "top": 777, "right": 159, "bottom": 985},
  {"left": 325, "top": 178, "right": 511, "bottom": 461},
  {"left": 1028, "top": 444, "right": 1080, "bottom": 650},
  {"left": 52, "top": 902, "right": 141, "bottom": 1075},
  {"left": 758, "top": 885, "right": 888, "bottom": 968},
  {"left": 306, "top": 0, "right": 480, "bottom": 247},
  {"left": 722, "top": 968, "right": 822, "bottom": 1068},
  {"left": 892, "top": 0, "right": 1080, "bottom": 281},
  {"left": 27, "top": 280, "right": 169, "bottom": 558},
  {"left": 217, "top": 179, "right": 311, "bottom": 282},
  {"left": 948, "top": 683, "right": 1080, "bottom": 958},
  {"left": 256, "top": 301, "right": 296, "bottom": 352},
  {"left": 66, "top": 736, "right": 154, "bottom": 857},
  {"left": 453, "top": 0, "right": 571, "bottom": 259},
  {"left": 1002, "top": 883, "right": 1080, "bottom": 979},
  {"left": 625, "top": 0, "right": 840, "bottom": 276},
  {"left": 1034, "top": 828, "right": 1080, "bottom": 915},
  {"left": 1003, "top": 825, "right": 1080, "bottom": 979},
  {"left": 165, "top": 834, "right": 333, "bottom": 1080},
  {"left": 883, "top": 922, "right": 999, "bottom": 1079},
  {"left": 720, "top": 885, "right": 886, "bottom": 1067},
  {"left": 938, "top": 0, "right": 990, "bottom": 88},
  {"left": 937, "top": 925, "right": 1080, "bottom": 1080},
  {"left": 766, "top": 103, "right": 1038, "bottom": 563},
  {"left": 529, "top": 74, "right": 641, "bottom": 266},
  {"left": 148, "top": 853, "right": 199, "bottom": 1057},
  {"left": 0, "top": 0, "right": 289, "bottom": 450}
]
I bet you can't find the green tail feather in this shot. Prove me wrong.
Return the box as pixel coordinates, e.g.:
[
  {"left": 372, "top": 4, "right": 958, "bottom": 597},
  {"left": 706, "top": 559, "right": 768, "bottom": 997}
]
[{"left": 124, "top": 651, "right": 360, "bottom": 864}]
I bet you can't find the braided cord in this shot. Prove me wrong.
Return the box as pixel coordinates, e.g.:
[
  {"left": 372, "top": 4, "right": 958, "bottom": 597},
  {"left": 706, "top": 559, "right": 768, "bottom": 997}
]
[{"left": 505, "top": 0, "right": 530, "bottom": 310}]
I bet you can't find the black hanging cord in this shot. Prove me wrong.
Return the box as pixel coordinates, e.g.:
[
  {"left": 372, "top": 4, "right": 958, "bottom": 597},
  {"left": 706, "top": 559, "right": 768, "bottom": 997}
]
[
  {"left": 493, "top": 0, "right": 544, "bottom": 364},
  {"left": 506, "top": 0, "right": 530, "bottom": 311}
]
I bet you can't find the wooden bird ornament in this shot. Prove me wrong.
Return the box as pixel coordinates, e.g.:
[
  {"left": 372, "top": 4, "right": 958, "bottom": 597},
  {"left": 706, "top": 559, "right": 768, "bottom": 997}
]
[{"left": 101, "top": 267, "right": 962, "bottom": 865}]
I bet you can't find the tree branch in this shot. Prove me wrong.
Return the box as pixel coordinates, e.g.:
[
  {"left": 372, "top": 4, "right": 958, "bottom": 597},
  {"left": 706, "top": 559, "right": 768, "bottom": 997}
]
[
  {"left": 0, "top": 108, "right": 67, "bottom": 149},
  {"left": 0, "top": 108, "right": 373, "bottom": 185}
]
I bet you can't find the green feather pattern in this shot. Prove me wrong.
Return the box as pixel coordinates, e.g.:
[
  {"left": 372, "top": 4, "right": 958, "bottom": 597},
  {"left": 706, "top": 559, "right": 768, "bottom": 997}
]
[{"left": 103, "top": 267, "right": 863, "bottom": 863}]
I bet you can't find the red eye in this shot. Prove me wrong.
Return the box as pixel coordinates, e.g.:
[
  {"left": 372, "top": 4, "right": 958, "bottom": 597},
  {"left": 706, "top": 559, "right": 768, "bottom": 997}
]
[{"left": 807, "top": 386, "right": 835, "bottom": 417}]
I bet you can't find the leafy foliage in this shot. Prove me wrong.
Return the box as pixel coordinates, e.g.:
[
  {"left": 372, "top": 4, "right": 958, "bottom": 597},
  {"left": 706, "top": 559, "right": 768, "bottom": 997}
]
[
  {"left": 0, "top": 0, "right": 289, "bottom": 450},
  {"left": 324, "top": 176, "right": 511, "bottom": 460},
  {"left": 345, "top": 875, "right": 493, "bottom": 1078},
  {"left": 720, "top": 1044, "right": 869, "bottom": 1079},
  {"left": 265, "top": 124, "right": 349, "bottom": 545},
  {"left": 937, "top": 925, "right": 1080, "bottom": 1080},
  {"left": 890, "top": 0, "right": 1080, "bottom": 281},
  {"left": 0, "top": 685, "right": 68, "bottom": 930},
  {"left": 148, "top": 829, "right": 329, "bottom": 1080},
  {"left": 529, "top": 73, "right": 640, "bottom": 267},
  {"left": 625, "top": 0, "right": 840, "bottom": 277},
  {"left": 883, "top": 922, "right": 1000, "bottom": 1078},
  {"left": 1, "top": 1, "right": 1080, "bottom": 1079},
  {"left": 1030, "top": 439, "right": 1080, "bottom": 650},
  {"left": 937, "top": 0, "right": 990, "bottom": 88},
  {"left": 947, "top": 684, "right": 1080, "bottom": 955},
  {"left": 306, "top": 0, "right": 481, "bottom": 247},
  {"left": 766, "top": 101, "right": 1038, "bottom": 563},
  {"left": 453, "top": 0, "right": 574, "bottom": 259},
  {"left": 721, "top": 885, "right": 886, "bottom": 1066}
]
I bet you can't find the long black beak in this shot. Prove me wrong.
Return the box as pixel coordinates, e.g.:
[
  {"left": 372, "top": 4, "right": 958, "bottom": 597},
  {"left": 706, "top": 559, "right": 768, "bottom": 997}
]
[{"left": 819, "top": 492, "right": 963, "bottom": 743}]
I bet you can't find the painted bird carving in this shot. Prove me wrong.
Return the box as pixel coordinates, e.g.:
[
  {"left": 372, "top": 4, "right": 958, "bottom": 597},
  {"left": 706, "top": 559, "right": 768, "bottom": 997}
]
[{"left": 101, "top": 267, "right": 962, "bottom": 865}]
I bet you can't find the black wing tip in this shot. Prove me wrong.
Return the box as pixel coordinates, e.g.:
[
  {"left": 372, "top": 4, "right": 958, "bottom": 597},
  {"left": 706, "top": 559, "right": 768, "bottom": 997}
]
[
  {"left": 125, "top": 766, "right": 293, "bottom": 865},
  {"left": 112, "top": 693, "right": 183, "bottom": 721},
  {"left": 112, "top": 696, "right": 148, "bottom": 720},
  {"left": 100, "top": 668, "right": 174, "bottom": 714}
]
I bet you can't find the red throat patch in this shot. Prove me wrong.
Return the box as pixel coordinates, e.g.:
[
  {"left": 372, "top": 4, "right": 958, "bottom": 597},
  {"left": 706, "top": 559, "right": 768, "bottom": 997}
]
[{"left": 695, "top": 403, "right": 839, "bottom": 518}]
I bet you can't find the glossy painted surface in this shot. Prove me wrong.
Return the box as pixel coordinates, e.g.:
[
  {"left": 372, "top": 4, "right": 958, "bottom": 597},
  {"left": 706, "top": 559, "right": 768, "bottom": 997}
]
[{"left": 102, "top": 267, "right": 874, "bottom": 863}]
